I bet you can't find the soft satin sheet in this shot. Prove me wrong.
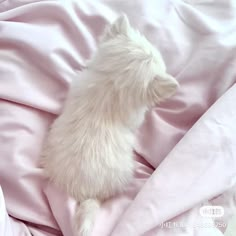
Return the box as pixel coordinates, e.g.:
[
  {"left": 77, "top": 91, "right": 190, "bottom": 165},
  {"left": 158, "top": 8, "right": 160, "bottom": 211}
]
[{"left": 0, "top": 0, "right": 236, "bottom": 235}]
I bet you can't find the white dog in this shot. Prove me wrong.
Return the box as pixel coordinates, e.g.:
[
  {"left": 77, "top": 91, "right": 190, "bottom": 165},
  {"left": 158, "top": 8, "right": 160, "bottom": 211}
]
[{"left": 41, "top": 14, "right": 179, "bottom": 236}]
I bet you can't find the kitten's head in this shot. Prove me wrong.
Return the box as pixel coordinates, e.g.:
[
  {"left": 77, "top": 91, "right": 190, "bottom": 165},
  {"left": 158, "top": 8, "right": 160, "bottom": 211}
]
[{"left": 87, "top": 14, "right": 179, "bottom": 107}]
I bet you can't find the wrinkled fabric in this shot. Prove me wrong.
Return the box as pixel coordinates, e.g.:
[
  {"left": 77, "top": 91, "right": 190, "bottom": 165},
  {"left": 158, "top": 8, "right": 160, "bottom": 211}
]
[{"left": 0, "top": 0, "right": 236, "bottom": 235}]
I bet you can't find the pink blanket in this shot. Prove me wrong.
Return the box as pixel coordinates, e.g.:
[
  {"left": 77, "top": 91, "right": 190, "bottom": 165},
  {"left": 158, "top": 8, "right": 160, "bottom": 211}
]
[{"left": 0, "top": 0, "right": 236, "bottom": 235}]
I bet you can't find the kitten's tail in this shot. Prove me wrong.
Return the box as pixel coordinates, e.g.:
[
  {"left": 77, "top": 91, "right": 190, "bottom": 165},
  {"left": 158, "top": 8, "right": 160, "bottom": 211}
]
[{"left": 74, "top": 199, "right": 100, "bottom": 236}]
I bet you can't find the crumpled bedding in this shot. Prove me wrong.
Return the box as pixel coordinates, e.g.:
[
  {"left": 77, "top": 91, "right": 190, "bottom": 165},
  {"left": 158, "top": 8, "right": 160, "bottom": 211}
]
[{"left": 0, "top": 0, "right": 236, "bottom": 236}]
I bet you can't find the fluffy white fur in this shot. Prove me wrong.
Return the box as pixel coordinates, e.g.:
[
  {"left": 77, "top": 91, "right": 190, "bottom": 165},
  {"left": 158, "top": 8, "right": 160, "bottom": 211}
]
[{"left": 41, "top": 14, "right": 179, "bottom": 236}]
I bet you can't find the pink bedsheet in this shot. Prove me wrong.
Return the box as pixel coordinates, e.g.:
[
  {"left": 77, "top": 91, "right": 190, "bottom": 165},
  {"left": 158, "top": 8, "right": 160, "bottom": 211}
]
[{"left": 0, "top": 0, "right": 236, "bottom": 235}]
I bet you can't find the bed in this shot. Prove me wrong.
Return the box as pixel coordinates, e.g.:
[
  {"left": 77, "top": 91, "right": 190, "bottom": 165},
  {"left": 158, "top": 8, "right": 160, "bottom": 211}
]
[{"left": 0, "top": 0, "right": 236, "bottom": 235}]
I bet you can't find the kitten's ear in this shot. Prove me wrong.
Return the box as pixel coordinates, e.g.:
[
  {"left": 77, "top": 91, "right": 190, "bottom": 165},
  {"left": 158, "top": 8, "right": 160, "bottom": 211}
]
[
  {"left": 101, "top": 14, "right": 130, "bottom": 41},
  {"left": 156, "top": 74, "right": 179, "bottom": 99},
  {"left": 148, "top": 74, "right": 179, "bottom": 103}
]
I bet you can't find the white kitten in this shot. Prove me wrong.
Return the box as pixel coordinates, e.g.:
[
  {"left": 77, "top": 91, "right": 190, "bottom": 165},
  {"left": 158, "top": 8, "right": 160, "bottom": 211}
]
[{"left": 41, "top": 14, "right": 179, "bottom": 236}]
